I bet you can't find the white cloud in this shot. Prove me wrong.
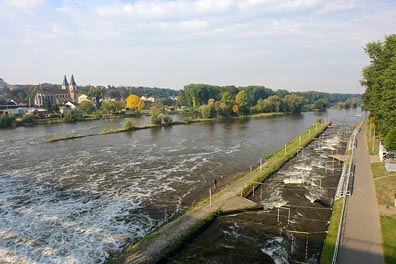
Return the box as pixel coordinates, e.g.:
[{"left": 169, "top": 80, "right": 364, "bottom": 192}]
[
  {"left": 3, "top": 0, "right": 44, "bottom": 9},
  {"left": 237, "top": 0, "right": 322, "bottom": 11},
  {"left": 193, "top": 0, "right": 234, "bottom": 13},
  {"left": 0, "top": 0, "right": 395, "bottom": 92}
]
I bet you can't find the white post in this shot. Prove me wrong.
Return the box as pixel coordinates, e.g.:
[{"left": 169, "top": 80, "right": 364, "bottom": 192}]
[
  {"left": 277, "top": 208, "right": 280, "bottom": 223},
  {"left": 288, "top": 208, "right": 291, "bottom": 224},
  {"left": 209, "top": 187, "right": 212, "bottom": 207},
  {"left": 260, "top": 159, "right": 262, "bottom": 171},
  {"left": 250, "top": 166, "right": 252, "bottom": 172},
  {"left": 373, "top": 130, "right": 376, "bottom": 152},
  {"left": 284, "top": 144, "right": 287, "bottom": 155}
]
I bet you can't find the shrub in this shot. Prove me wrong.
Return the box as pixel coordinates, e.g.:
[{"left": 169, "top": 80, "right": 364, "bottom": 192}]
[
  {"left": 63, "top": 110, "right": 78, "bottom": 122},
  {"left": 123, "top": 119, "right": 135, "bottom": 130},
  {"left": 0, "top": 114, "right": 16, "bottom": 128},
  {"left": 163, "top": 115, "right": 173, "bottom": 125},
  {"left": 384, "top": 128, "right": 396, "bottom": 151},
  {"left": 21, "top": 114, "right": 36, "bottom": 124}
]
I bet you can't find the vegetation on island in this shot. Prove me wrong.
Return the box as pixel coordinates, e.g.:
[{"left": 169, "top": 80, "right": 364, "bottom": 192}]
[
  {"left": 177, "top": 84, "right": 360, "bottom": 118},
  {"left": 361, "top": 34, "right": 396, "bottom": 150}
]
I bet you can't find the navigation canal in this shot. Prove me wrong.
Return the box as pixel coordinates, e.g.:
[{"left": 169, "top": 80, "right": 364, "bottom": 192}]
[{"left": 0, "top": 109, "right": 360, "bottom": 263}]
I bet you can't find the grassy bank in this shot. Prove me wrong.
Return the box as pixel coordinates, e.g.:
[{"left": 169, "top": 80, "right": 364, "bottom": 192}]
[
  {"left": 371, "top": 161, "right": 396, "bottom": 263},
  {"left": 320, "top": 199, "right": 342, "bottom": 264},
  {"left": 381, "top": 215, "right": 396, "bottom": 263},
  {"left": 368, "top": 120, "right": 396, "bottom": 263}
]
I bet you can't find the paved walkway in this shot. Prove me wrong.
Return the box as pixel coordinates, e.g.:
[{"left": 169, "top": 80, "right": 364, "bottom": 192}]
[{"left": 337, "top": 121, "right": 384, "bottom": 264}]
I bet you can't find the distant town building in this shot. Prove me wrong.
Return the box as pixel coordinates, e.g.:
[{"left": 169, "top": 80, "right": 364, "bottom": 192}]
[
  {"left": 140, "top": 96, "right": 156, "bottom": 103},
  {"left": 34, "top": 75, "right": 78, "bottom": 108},
  {"left": 78, "top": 94, "right": 89, "bottom": 104}
]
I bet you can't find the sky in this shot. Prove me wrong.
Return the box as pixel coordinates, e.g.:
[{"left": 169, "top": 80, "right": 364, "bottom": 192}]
[{"left": 0, "top": 0, "right": 395, "bottom": 93}]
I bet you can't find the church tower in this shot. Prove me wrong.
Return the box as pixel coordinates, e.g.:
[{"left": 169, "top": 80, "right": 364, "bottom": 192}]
[
  {"left": 61, "top": 75, "right": 69, "bottom": 90},
  {"left": 69, "top": 74, "right": 78, "bottom": 103}
]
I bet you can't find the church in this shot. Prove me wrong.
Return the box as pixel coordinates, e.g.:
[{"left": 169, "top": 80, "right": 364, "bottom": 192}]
[{"left": 34, "top": 75, "right": 78, "bottom": 108}]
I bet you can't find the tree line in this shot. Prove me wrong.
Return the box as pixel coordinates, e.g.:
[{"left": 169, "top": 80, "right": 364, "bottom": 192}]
[
  {"left": 177, "top": 84, "right": 360, "bottom": 118},
  {"left": 361, "top": 34, "right": 396, "bottom": 150}
]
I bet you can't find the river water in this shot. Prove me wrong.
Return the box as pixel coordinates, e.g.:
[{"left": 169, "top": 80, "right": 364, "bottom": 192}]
[{"left": 0, "top": 109, "right": 361, "bottom": 264}]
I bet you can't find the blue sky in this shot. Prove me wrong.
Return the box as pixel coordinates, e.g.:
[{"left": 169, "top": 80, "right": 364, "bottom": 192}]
[{"left": 0, "top": 0, "right": 395, "bottom": 93}]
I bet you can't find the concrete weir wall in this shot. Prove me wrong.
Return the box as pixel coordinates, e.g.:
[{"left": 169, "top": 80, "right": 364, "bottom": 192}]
[{"left": 109, "top": 121, "right": 331, "bottom": 264}]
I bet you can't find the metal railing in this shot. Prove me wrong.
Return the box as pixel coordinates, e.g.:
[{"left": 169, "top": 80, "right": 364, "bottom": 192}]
[{"left": 331, "top": 120, "right": 363, "bottom": 264}]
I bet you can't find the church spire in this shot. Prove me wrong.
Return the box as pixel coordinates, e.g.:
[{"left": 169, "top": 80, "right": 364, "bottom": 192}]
[
  {"left": 62, "top": 75, "right": 69, "bottom": 86},
  {"left": 70, "top": 74, "right": 76, "bottom": 86},
  {"left": 62, "top": 75, "right": 69, "bottom": 89}
]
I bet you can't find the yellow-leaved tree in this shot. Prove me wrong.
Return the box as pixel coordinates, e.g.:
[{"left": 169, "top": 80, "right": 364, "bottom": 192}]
[{"left": 126, "top": 94, "right": 145, "bottom": 111}]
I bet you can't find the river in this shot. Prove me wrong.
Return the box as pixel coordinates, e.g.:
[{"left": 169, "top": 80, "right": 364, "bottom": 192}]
[{"left": 0, "top": 109, "right": 361, "bottom": 263}]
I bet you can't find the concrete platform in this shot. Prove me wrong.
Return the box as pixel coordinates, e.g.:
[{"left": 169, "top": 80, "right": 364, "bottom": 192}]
[
  {"left": 220, "top": 196, "right": 258, "bottom": 213},
  {"left": 329, "top": 154, "right": 349, "bottom": 162}
]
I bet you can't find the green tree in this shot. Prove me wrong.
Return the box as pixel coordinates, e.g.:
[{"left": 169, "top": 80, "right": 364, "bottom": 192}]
[
  {"left": 150, "top": 103, "right": 163, "bottom": 125},
  {"left": 361, "top": 35, "right": 396, "bottom": 135},
  {"left": 79, "top": 101, "right": 95, "bottom": 114},
  {"left": 101, "top": 100, "right": 124, "bottom": 114},
  {"left": 236, "top": 90, "right": 250, "bottom": 115},
  {"left": 262, "top": 95, "right": 282, "bottom": 112},
  {"left": 282, "top": 94, "right": 306, "bottom": 113},
  {"left": 311, "top": 99, "right": 329, "bottom": 111},
  {"left": 384, "top": 128, "right": 396, "bottom": 151},
  {"left": 217, "top": 92, "right": 234, "bottom": 117},
  {"left": 88, "top": 87, "right": 104, "bottom": 109}
]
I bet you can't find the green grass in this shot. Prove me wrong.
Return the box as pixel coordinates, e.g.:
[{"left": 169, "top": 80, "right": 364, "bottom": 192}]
[
  {"left": 381, "top": 215, "right": 396, "bottom": 264},
  {"left": 368, "top": 122, "right": 396, "bottom": 264},
  {"left": 320, "top": 199, "right": 342, "bottom": 264},
  {"left": 371, "top": 162, "right": 396, "bottom": 206}
]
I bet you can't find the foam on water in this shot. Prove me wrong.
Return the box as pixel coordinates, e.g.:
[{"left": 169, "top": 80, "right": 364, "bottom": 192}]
[
  {"left": 260, "top": 236, "right": 289, "bottom": 264},
  {"left": 0, "top": 174, "right": 161, "bottom": 264}
]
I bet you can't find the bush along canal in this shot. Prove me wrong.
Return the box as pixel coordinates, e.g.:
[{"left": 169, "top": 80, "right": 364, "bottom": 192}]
[
  {"left": 160, "top": 123, "right": 357, "bottom": 264},
  {"left": 109, "top": 120, "right": 340, "bottom": 264}
]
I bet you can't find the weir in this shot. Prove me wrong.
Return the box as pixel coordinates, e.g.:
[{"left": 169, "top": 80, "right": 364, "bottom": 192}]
[
  {"left": 166, "top": 122, "right": 356, "bottom": 263},
  {"left": 110, "top": 121, "right": 332, "bottom": 264}
]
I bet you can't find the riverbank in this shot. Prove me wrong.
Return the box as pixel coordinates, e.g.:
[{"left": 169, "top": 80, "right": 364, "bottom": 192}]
[
  {"left": 107, "top": 120, "right": 330, "bottom": 264},
  {"left": 45, "top": 112, "right": 284, "bottom": 142}
]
